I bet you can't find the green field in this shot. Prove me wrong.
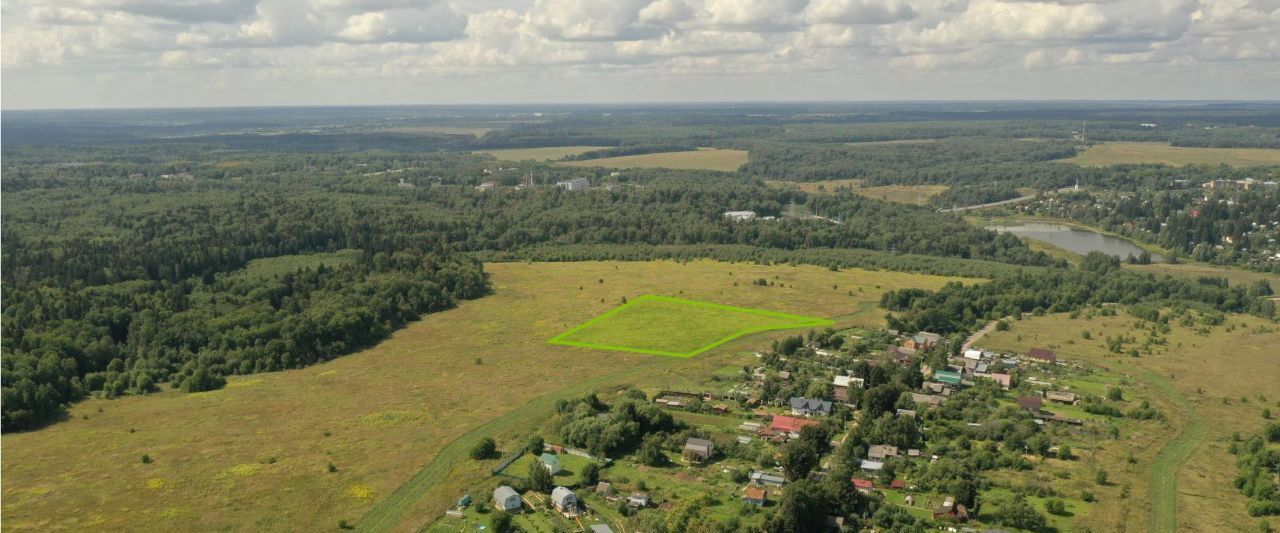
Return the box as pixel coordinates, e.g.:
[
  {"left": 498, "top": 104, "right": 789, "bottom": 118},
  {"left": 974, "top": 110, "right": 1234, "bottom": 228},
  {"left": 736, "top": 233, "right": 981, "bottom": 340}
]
[
  {"left": 227, "top": 249, "right": 361, "bottom": 280},
  {"left": 381, "top": 126, "right": 494, "bottom": 137},
  {"left": 559, "top": 148, "right": 749, "bottom": 172},
  {"left": 475, "top": 146, "right": 609, "bottom": 161},
  {"left": 1062, "top": 142, "right": 1280, "bottom": 167},
  {"left": 0, "top": 260, "right": 970, "bottom": 532},
  {"left": 549, "top": 295, "right": 832, "bottom": 357}
]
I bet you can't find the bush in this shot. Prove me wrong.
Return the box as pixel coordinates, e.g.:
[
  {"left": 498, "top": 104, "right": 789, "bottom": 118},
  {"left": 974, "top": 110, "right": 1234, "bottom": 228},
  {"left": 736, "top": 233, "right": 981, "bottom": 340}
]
[
  {"left": 140, "top": 454, "right": 152, "bottom": 464},
  {"left": 490, "top": 512, "right": 513, "bottom": 533},
  {"left": 1081, "top": 489, "right": 1095, "bottom": 502},
  {"left": 471, "top": 437, "right": 497, "bottom": 460},
  {"left": 1045, "top": 498, "right": 1067, "bottom": 515},
  {"left": 1096, "top": 470, "right": 1109, "bottom": 485}
]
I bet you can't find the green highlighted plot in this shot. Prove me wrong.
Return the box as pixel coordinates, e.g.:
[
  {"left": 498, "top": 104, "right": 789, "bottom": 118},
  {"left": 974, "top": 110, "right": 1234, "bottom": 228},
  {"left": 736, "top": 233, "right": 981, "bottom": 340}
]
[{"left": 549, "top": 295, "right": 834, "bottom": 357}]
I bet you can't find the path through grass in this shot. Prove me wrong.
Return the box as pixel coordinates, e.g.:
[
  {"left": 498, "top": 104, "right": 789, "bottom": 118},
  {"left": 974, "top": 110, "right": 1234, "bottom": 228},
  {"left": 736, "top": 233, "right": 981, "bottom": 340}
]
[{"left": 1144, "top": 371, "right": 1206, "bottom": 533}]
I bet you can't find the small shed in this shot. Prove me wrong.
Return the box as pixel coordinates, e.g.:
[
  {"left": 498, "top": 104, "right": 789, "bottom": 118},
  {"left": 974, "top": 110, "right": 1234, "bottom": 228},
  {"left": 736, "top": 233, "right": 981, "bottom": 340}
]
[
  {"left": 627, "top": 493, "right": 650, "bottom": 508},
  {"left": 551, "top": 486, "right": 577, "bottom": 513},
  {"left": 457, "top": 494, "right": 472, "bottom": 508},
  {"left": 539, "top": 453, "right": 561, "bottom": 474},
  {"left": 493, "top": 485, "right": 522, "bottom": 512},
  {"left": 743, "top": 485, "right": 768, "bottom": 506},
  {"left": 683, "top": 438, "right": 715, "bottom": 463},
  {"left": 590, "top": 525, "right": 615, "bottom": 533}
]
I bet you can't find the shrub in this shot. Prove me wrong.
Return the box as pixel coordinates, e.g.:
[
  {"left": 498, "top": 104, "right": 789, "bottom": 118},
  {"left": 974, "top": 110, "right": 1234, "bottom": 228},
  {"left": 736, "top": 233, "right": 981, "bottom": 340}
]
[{"left": 471, "top": 437, "right": 497, "bottom": 460}]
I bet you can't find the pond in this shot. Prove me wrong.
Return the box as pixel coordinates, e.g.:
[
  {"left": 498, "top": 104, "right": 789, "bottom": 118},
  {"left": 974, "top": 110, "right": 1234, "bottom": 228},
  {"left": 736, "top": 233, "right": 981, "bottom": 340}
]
[{"left": 988, "top": 222, "right": 1164, "bottom": 262}]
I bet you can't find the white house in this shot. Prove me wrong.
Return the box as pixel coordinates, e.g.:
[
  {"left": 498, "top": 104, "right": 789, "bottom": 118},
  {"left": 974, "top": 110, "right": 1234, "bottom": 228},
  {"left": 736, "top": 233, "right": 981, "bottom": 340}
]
[
  {"left": 539, "top": 453, "right": 561, "bottom": 474},
  {"left": 557, "top": 178, "right": 590, "bottom": 191},
  {"left": 551, "top": 486, "right": 577, "bottom": 513},
  {"left": 494, "top": 485, "right": 522, "bottom": 512},
  {"left": 723, "top": 210, "right": 757, "bottom": 221}
]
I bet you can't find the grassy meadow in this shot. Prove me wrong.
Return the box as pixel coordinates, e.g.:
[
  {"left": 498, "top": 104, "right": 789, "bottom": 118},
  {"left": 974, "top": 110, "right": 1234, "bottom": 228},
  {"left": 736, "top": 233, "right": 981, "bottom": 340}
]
[
  {"left": 853, "top": 184, "right": 949, "bottom": 205},
  {"left": 475, "top": 146, "right": 609, "bottom": 162},
  {"left": 550, "top": 295, "right": 832, "bottom": 357},
  {"left": 981, "top": 311, "right": 1280, "bottom": 532},
  {"left": 1063, "top": 142, "right": 1280, "bottom": 167},
  {"left": 381, "top": 126, "right": 494, "bottom": 137},
  {"left": 1, "top": 260, "right": 972, "bottom": 532},
  {"left": 559, "top": 148, "right": 749, "bottom": 172}
]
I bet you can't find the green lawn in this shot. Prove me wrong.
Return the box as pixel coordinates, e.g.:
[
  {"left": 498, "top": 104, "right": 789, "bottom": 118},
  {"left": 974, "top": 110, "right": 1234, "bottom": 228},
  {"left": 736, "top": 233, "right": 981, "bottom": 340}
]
[
  {"left": 227, "top": 249, "right": 361, "bottom": 280},
  {"left": 499, "top": 453, "right": 597, "bottom": 487},
  {"left": 549, "top": 295, "right": 832, "bottom": 357}
]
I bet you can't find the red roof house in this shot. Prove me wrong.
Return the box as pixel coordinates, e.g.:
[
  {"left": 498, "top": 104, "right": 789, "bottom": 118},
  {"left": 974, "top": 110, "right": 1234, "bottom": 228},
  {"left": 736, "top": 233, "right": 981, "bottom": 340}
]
[
  {"left": 769, "top": 415, "right": 820, "bottom": 436},
  {"left": 852, "top": 478, "right": 874, "bottom": 493},
  {"left": 889, "top": 479, "right": 906, "bottom": 490}
]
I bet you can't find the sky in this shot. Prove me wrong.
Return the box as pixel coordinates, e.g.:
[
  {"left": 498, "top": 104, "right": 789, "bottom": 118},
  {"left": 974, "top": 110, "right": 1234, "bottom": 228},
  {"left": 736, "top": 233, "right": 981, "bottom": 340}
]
[{"left": 2, "top": 0, "right": 1278, "bottom": 109}]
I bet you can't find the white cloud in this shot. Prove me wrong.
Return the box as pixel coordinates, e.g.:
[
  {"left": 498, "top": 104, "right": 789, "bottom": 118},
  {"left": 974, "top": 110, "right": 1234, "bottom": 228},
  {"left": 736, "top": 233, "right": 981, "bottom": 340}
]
[{"left": 1, "top": 0, "right": 1278, "bottom": 107}]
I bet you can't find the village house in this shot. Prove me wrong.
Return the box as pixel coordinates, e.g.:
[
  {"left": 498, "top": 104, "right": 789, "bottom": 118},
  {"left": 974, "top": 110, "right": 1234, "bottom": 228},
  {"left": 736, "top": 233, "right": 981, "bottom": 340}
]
[
  {"left": 933, "top": 370, "right": 963, "bottom": 386},
  {"left": 551, "top": 486, "right": 577, "bottom": 514},
  {"left": 765, "top": 415, "right": 820, "bottom": 439},
  {"left": 751, "top": 471, "right": 786, "bottom": 486},
  {"left": 789, "top": 396, "right": 833, "bottom": 416},
  {"left": 903, "top": 332, "right": 942, "bottom": 351},
  {"left": 682, "top": 438, "right": 715, "bottom": 463},
  {"left": 743, "top": 485, "right": 768, "bottom": 506},
  {"left": 859, "top": 459, "right": 884, "bottom": 472},
  {"left": 933, "top": 501, "right": 970, "bottom": 523},
  {"left": 868, "top": 444, "right": 899, "bottom": 461},
  {"left": 852, "top": 478, "right": 874, "bottom": 494},
  {"left": 963, "top": 349, "right": 984, "bottom": 361},
  {"left": 1017, "top": 396, "right": 1044, "bottom": 412},
  {"left": 590, "top": 525, "right": 616, "bottom": 533},
  {"left": 1026, "top": 347, "right": 1057, "bottom": 364},
  {"left": 493, "top": 485, "right": 522, "bottom": 512},
  {"left": 888, "top": 346, "right": 917, "bottom": 364},
  {"left": 911, "top": 393, "right": 947, "bottom": 408},
  {"left": 627, "top": 493, "right": 650, "bottom": 508},
  {"left": 539, "top": 453, "right": 561, "bottom": 474},
  {"left": 986, "top": 373, "right": 1013, "bottom": 390},
  {"left": 832, "top": 375, "right": 864, "bottom": 402}
]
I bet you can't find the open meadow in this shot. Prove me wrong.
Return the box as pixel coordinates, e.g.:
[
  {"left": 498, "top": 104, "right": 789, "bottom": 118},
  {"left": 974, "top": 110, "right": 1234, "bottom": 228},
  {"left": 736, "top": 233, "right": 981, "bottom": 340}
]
[
  {"left": 474, "top": 146, "right": 609, "bottom": 161},
  {"left": 559, "top": 148, "right": 749, "bottom": 172},
  {"left": 981, "top": 311, "right": 1280, "bottom": 532},
  {"left": 0, "top": 260, "right": 974, "bottom": 532},
  {"left": 549, "top": 295, "right": 832, "bottom": 357},
  {"left": 1062, "top": 142, "right": 1280, "bottom": 167},
  {"left": 766, "top": 179, "right": 948, "bottom": 205}
]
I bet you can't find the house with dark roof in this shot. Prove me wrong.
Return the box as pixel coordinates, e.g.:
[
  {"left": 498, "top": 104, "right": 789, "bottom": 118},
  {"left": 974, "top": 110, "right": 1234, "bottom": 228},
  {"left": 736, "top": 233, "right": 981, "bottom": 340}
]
[
  {"left": 1027, "top": 347, "right": 1057, "bottom": 364},
  {"left": 789, "top": 397, "right": 833, "bottom": 417},
  {"left": 1017, "top": 396, "right": 1043, "bottom": 412},
  {"left": 903, "top": 332, "right": 942, "bottom": 350}
]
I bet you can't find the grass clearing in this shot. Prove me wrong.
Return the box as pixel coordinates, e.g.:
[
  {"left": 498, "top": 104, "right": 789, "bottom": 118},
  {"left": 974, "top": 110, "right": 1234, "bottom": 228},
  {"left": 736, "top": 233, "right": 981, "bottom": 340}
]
[
  {"left": 227, "top": 249, "right": 361, "bottom": 280},
  {"left": 559, "top": 148, "right": 749, "bottom": 172},
  {"left": 1062, "top": 142, "right": 1280, "bottom": 167},
  {"left": 475, "top": 146, "right": 609, "bottom": 162},
  {"left": 853, "top": 184, "right": 949, "bottom": 205},
  {"left": 766, "top": 178, "right": 863, "bottom": 194},
  {"left": 549, "top": 295, "right": 832, "bottom": 357},
  {"left": 381, "top": 126, "right": 494, "bottom": 137},
  {"left": 0, "top": 260, "right": 972, "bottom": 532},
  {"left": 845, "top": 139, "right": 939, "bottom": 147},
  {"left": 981, "top": 311, "right": 1280, "bottom": 532}
]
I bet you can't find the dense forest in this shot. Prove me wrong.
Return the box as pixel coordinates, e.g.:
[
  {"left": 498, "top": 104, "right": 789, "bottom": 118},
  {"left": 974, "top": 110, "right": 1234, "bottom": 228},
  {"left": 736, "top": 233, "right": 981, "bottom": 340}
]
[{"left": 4, "top": 104, "right": 1278, "bottom": 432}]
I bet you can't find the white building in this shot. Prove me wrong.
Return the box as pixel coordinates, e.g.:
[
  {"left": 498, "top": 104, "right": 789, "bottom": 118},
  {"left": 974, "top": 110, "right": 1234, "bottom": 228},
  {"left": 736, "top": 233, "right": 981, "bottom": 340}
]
[
  {"left": 723, "top": 211, "right": 757, "bottom": 222},
  {"left": 494, "top": 485, "right": 522, "bottom": 512},
  {"left": 557, "top": 178, "right": 591, "bottom": 191}
]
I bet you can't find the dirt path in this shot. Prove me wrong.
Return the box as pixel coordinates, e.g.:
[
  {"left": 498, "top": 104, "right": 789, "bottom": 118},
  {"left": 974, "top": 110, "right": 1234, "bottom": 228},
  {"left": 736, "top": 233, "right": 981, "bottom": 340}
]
[
  {"left": 961, "top": 317, "right": 1009, "bottom": 352},
  {"left": 1144, "top": 371, "right": 1207, "bottom": 533}
]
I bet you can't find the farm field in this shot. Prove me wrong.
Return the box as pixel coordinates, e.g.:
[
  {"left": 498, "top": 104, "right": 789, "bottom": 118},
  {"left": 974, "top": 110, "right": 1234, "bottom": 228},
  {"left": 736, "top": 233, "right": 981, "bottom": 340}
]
[
  {"left": 549, "top": 295, "right": 832, "bottom": 357},
  {"left": 0, "top": 260, "right": 972, "bottom": 532},
  {"left": 981, "top": 311, "right": 1280, "bottom": 532},
  {"left": 1062, "top": 142, "right": 1280, "bottom": 167},
  {"left": 559, "top": 148, "right": 749, "bottom": 172},
  {"left": 475, "top": 146, "right": 609, "bottom": 161}
]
